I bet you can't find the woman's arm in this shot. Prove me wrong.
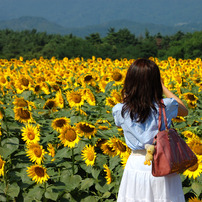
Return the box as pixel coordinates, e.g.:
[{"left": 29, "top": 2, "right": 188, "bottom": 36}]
[{"left": 162, "top": 83, "right": 188, "bottom": 117}]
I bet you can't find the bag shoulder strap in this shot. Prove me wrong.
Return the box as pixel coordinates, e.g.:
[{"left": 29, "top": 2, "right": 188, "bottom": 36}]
[{"left": 158, "top": 99, "right": 168, "bottom": 131}]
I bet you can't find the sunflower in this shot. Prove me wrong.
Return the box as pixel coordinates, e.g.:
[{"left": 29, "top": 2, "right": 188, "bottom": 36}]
[
  {"left": 188, "top": 197, "right": 202, "bottom": 202},
  {"left": 55, "top": 90, "right": 64, "bottom": 108},
  {"left": 76, "top": 122, "right": 96, "bottom": 139},
  {"left": 58, "top": 125, "right": 80, "bottom": 148},
  {"left": 27, "top": 165, "right": 49, "bottom": 184},
  {"left": 41, "top": 83, "right": 50, "bottom": 95},
  {"left": 21, "top": 76, "right": 30, "bottom": 87},
  {"left": 47, "top": 143, "right": 55, "bottom": 161},
  {"left": 14, "top": 107, "right": 33, "bottom": 123},
  {"left": 95, "top": 138, "right": 107, "bottom": 148},
  {"left": 81, "top": 145, "right": 96, "bottom": 166},
  {"left": 0, "top": 124, "right": 2, "bottom": 136},
  {"left": 43, "top": 99, "right": 57, "bottom": 111},
  {"left": 0, "top": 75, "right": 7, "bottom": 86},
  {"left": 105, "top": 97, "right": 116, "bottom": 108},
  {"left": 103, "top": 164, "right": 112, "bottom": 184},
  {"left": 187, "top": 102, "right": 197, "bottom": 109},
  {"left": 100, "top": 141, "right": 117, "bottom": 157},
  {"left": 183, "top": 92, "right": 198, "bottom": 106},
  {"left": 78, "top": 108, "right": 87, "bottom": 116},
  {"left": 183, "top": 155, "right": 202, "bottom": 179},
  {"left": 51, "top": 117, "right": 70, "bottom": 132},
  {"left": 13, "top": 97, "right": 35, "bottom": 111},
  {"left": 50, "top": 82, "right": 60, "bottom": 92},
  {"left": 191, "top": 141, "right": 202, "bottom": 155},
  {"left": 0, "top": 111, "right": 3, "bottom": 120},
  {"left": 120, "top": 152, "right": 131, "bottom": 169},
  {"left": 80, "top": 73, "right": 97, "bottom": 87},
  {"left": 98, "top": 79, "right": 108, "bottom": 93},
  {"left": 182, "top": 131, "right": 201, "bottom": 143},
  {"left": 0, "top": 156, "right": 5, "bottom": 176},
  {"left": 185, "top": 136, "right": 202, "bottom": 156},
  {"left": 26, "top": 143, "right": 46, "bottom": 165},
  {"left": 13, "top": 97, "right": 28, "bottom": 107},
  {"left": 83, "top": 88, "right": 96, "bottom": 106},
  {"left": 21, "top": 124, "right": 40, "bottom": 144},
  {"left": 172, "top": 116, "right": 185, "bottom": 123},
  {"left": 32, "top": 84, "right": 42, "bottom": 94},
  {"left": 96, "top": 119, "right": 111, "bottom": 130},
  {"left": 66, "top": 89, "right": 85, "bottom": 108},
  {"left": 109, "top": 137, "right": 130, "bottom": 157},
  {"left": 110, "top": 69, "right": 125, "bottom": 85},
  {"left": 110, "top": 89, "right": 122, "bottom": 103}
]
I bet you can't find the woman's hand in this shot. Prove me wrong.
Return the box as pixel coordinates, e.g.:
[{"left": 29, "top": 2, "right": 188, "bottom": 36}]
[{"left": 161, "top": 79, "right": 188, "bottom": 116}]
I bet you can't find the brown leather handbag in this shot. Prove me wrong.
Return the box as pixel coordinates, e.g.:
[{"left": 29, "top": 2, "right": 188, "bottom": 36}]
[{"left": 152, "top": 100, "right": 198, "bottom": 177}]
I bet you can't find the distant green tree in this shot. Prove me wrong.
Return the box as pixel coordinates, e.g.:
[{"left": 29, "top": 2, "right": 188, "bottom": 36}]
[
  {"left": 0, "top": 29, "right": 202, "bottom": 60},
  {"left": 183, "top": 31, "right": 202, "bottom": 58},
  {"left": 85, "top": 33, "right": 102, "bottom": 45}
]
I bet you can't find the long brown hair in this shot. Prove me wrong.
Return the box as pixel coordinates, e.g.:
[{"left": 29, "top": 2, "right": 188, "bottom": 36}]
[{"left": 121, "top": 58, "right": 163, "bottom": 123}]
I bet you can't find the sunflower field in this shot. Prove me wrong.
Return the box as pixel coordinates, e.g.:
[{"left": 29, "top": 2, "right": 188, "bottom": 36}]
[{"left": 0, "top": 56, "right": 201, "bottom": 201}]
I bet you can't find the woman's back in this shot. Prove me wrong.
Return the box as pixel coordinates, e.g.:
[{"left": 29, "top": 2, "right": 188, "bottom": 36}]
[{"left": 113, "top": 98, "right": 178, "bottom": 151}]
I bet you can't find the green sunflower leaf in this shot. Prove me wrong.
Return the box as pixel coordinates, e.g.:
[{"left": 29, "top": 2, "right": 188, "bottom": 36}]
[
  {"left": 80, "top": 178, "right": 94, "bottom": 190},
  {"left": 6, "top": 182, "right": 20, "bottom": 198},
  {"left": 0, "top": 137, "right": 19, "bottom": 159},
  {"left": 191, "top": 182, "right": 202, "bottom": 196}
]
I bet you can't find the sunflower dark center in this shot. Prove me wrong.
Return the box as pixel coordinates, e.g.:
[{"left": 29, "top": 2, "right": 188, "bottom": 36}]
[
  {"left": 193, "top": 143, "right": 202, "bottom": 155},
  {"left": 21, "top": 77, "right": 29, "bottom": 87},
  {"left": 64, "top": 129, "right": 77, "bottom": 142},
  {"left": 114, "top": 94, "right": 122, "bottom": 102},
  {"left": 72, "top": 94, "right": 81, "bottom": 103},
  {"left": 116, "top": 141, "right": 126, "bottom": 152},
  {"left": 112, "top": 72, "right": 122, "bottom": 81},
  {"left": 187, "top": 94, "right": 196, "bottom": 101},
  {"left": 18, "top": 108, "right": 31, "bottom": 119},
  {"left": 35, "top": 167, "right": 45, "bottom": 177},
  {"left": 0, "top": 159, "right": 3, "bottom": 169},
  {"left": 108, "top": 98, "right": 116, "bottom": 106},
  {"left": 55, "top": 119, "right": 67, "bottom": 127},
  {"left": 35, "top": 85, "right": 40, "bottom": 92},
  {"left": 34, "top": 148, "right": 42, "bottom": 157},
  {"left": 84, "top": 75, "right": 93, "bottom": 82},
  {"left": 106, "top": 145, "right": 115, "bottom": 152},
  {"left": 80, "top": 124, "right": 94, "bottom": 133},
  {"left": 1, "top": 77, "right": 6, "bottom": 84},
  {"left": 45, "top": 101, "right": 55, "bottom": 109},
  {"left": 188, "top": 163, "right": 198, "bottom": 172},
  {"left": 28, "top": 132, "right": 35, "bottom": 140},
  {"left": 16, "top": 99, "right": 28, "bottom": 107},
  {"left": 52, "top": 85, "right": 60, "bottom": 91},
  {"left": 88, "top": 152, "right": 94, "bottom": 161}
]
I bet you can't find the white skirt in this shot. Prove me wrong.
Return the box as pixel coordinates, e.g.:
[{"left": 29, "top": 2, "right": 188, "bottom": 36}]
[{"left": 117, "top": 150, "right": 185, "bottom": 202}]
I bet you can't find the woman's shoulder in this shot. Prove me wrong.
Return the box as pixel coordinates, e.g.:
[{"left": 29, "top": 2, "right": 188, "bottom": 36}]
[
  {"left": 112, "top": 103, "right": 124, "bottom": 126},
  {"left": 163, "top": 98, "right": 178, "bottom": 107},
  {"left": 112, "top": 103, "right": 124, "bottom": 113},
  {"left": 163, "top": 98, "right": 178, "bottom": 119}
]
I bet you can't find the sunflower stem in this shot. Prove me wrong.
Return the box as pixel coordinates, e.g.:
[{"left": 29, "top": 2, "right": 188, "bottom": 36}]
[
  {"left": 3, "top": 162, "right": 9, "bottom": 201},
  {"left": 43, "top": 182, "right": 47, "bottom": 202},
  {"left": 72, "top": 148, "right": 75, "bottom": 175},
  {"left": 2, "top": 112, "right": 9, "bottom": 137}
]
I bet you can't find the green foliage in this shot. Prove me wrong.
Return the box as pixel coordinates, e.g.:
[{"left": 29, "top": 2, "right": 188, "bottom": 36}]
[{"left": 0, "top": 29, "right": 202, "bottom": 60}]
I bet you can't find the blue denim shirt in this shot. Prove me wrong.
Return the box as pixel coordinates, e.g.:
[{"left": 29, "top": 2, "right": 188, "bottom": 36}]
[{"left": 112, "top": 98, "right": 178, "bottom": 150}]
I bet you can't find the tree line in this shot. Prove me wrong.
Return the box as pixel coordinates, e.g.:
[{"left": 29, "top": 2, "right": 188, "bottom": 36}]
[{"left": 0, "top": 28, "right": 202, "bottom": 60}]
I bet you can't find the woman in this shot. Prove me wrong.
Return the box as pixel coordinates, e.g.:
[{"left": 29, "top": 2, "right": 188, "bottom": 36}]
[{"left": 112, "top": 58, "right": 188, "bottom": 202}]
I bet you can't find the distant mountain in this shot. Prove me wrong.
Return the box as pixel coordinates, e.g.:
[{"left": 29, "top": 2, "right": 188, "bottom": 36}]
[
  {"left": 0, "top": 0, "right": 202, "bottom": 28},
  {"left": 0, "top": 16, "right": 65, "bottom": 34},
  {"left": 0, "top": 16, "right": 202, "bottom": 37}
]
